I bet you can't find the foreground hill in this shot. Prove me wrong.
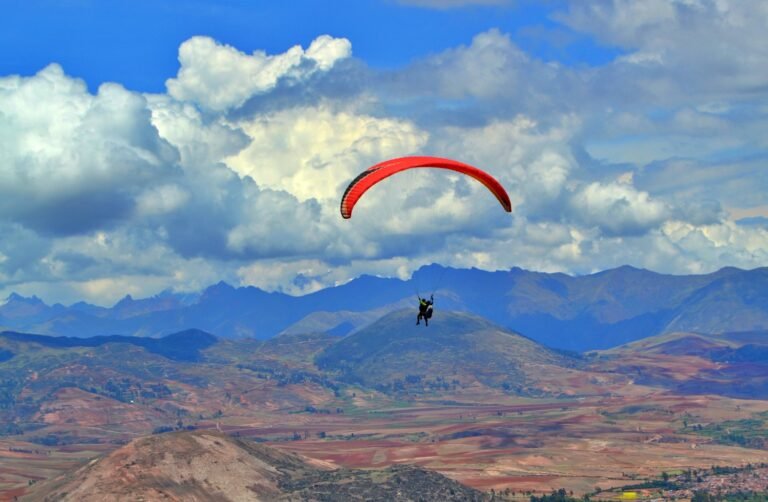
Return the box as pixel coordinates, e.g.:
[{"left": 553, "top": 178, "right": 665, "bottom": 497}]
[
  {"left": 315, "top": 309, "right": 580, "bottom": 395},
  {"left": 23, "top": 430, "right": 486, "bottom": 501}
]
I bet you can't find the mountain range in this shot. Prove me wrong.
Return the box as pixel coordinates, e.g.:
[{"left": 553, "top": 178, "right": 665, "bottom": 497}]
[{"left": 2, "top": 265, "right": 768, "bottom": 351}]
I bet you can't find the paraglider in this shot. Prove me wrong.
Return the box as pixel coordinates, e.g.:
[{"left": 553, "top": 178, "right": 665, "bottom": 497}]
[
  {"left": 339, "top": 156, "right": 512, "bottom": 219},
  {"left": 416, "top": 294, "right": 433, "bottom": 326},
  {"left": 340, "top": 156, "right": 511, "bottom": 327}
]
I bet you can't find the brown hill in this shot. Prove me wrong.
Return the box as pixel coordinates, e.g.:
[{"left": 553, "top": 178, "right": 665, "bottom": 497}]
[
  {"left": 315, "top": 309, "right": 582, "bottom": 395},
  {"left": 600, "top": 331, "right": 736, "bottom": 357},
  {"left": 23, "top": 430, "right": 486, "bottom": 501},
  {"left": 593, "top": 331, "right": 768, "bottom": 399}
]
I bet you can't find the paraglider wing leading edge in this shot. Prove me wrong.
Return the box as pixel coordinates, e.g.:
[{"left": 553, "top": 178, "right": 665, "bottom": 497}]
[{"left": 340, "top": 156, "right": 512, "bottom": 219}]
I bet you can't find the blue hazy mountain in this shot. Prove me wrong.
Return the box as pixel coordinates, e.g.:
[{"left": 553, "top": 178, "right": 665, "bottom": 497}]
[
  {"left": 0, "top": 328, "right": 216, "bottom": 362},
  {"left": 2, "top": 265, "right": 767, "bottom": 351}
]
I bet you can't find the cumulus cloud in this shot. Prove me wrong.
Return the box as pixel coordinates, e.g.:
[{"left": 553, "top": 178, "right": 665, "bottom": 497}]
[
  {"left": 426, "top": 115, "right": 578, "bottom": 222},
  {"left": 1, "top": 13, "right": 767, "bottom": 305},
  {"left": 0, "top": 56, "right": 361, "bottom": 302},
  {"left": 0, "top": 65, "right": 180, "bottom": 236},
  {"left": 166, "top": 35, "right": 351, "bottom": 112},
  {"left": 635, "top": 157, "right": 768, "bottom": 210},
  {"left": 661, "top": 220, "right": 768, "bottom": 273},
  {"left": 419, "top": 29, "right": 531, "bottom": 100},
  {"left": 0, "top": 223, "right": 51, "bottom": 283},
  {"left": 134, "top": 184, "right": 190, "bottom": 217},
  {"left": 556, "top": 0, "right": 768, "bottom": 101},
  {"left": 237, "top": 258, "right": 334, "bottom": 295},
  {"left": 391, "top": 28, "right": 569, "bottom": 120},
  {"left": 146, "top": 94, "right": 250, "bottom": 167},
  {"left": 225, "top": 187, "right": 332, "bottom": 258},
  {"left": 569, "top": 181, "right": 670, "bottom": 236},
  {"left": 225, "top": 105, "right": 428, "bottom": 201}
]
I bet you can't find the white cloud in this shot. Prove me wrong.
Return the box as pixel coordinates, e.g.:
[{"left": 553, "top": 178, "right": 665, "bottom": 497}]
[
  {"left": 0, "top": 64, "right": 179, "bottom": 236},
  {"left": 404, "top": 29, "right": 536, "bottom": 101},
  {"left": 135, "top": 184, "right": 190, "bottom": 217},
  {"left": 0, "top": 223, "right": 50, "bottom": 283},
  {"left": 237, "top": 258, "right": 333, "bottom": 296},
  {"left": 225, "top": 105, "right": 428, "bottom": 201},
  {"left": 146, "top": 94, "right": 250, "bottom": 168},
  {"left": 305, "top": 35, "right": 353, "bottom": 71},
  {"left": 557, "top": 0, "right": 768, "bottom": 99},
  {"left": 661, "top": 220, "right": 768, "bottom": 273},
  {"left": 570, "top": 182, "right": 670, "bottom": 236},
  {"left": 224, "top": 188, "right": 332, "bottom": 258},
  {"left": 635, "top": 157, "right": 768, "bottom": 210},
  {"left": 1, "top": 16, "right": 767, "bottom": 305},
  {"left": 166, "top": 35, "right": 351, "bottom": 112},
  {"left": 428, "top": 115, "right": 579, "bottom": 221}
]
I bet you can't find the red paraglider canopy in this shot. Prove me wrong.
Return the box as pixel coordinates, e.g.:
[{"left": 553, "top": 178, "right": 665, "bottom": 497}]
[{"left": 340, "top": 156, "right": 512, "bottom": 219}]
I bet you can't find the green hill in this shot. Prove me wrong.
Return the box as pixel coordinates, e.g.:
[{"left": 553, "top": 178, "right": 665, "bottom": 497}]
[{"left": 315, "top": 309, "right": 579, "bottom": 395}]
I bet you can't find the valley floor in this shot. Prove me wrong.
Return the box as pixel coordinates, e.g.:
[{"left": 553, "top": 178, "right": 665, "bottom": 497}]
[{"left": 4, "top": 384, "right": 768, "bottom": 499}]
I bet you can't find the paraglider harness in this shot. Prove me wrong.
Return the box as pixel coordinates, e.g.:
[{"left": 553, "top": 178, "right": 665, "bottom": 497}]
[{"left": 417, "top": 295, "right": 434, "bottom": 326}]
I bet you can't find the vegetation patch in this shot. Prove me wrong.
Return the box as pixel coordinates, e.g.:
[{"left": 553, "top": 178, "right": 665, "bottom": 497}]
[{"left": 693, "top": 417, "right": 768, "bottom": 449}]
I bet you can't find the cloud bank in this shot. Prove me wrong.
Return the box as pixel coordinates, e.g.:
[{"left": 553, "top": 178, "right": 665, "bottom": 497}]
[{"left": 1, "top": 1, "right": 767, "bottom": 305}]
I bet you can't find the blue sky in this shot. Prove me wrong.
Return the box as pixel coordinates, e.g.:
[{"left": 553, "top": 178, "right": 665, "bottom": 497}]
[
  {"left": 1, "top": 0, "right": 767, "bottom": 305},
  {"left": 1, "top": 0, "right": 619, "bottom": 92}
]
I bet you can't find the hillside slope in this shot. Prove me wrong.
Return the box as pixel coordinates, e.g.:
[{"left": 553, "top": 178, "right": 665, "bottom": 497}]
[
  {"left": 595, "top": 331, "right": 768, "bottom": 399},
  {"left": 316, "top": 309, "right": 579, "bottom": 395},
  {"left": 23, "top": 430, "right": 487, "bottom": 501}
]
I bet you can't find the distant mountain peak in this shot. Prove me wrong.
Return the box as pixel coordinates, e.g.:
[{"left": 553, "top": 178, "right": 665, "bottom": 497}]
[
  {"left": 114, "top": 294, "right": 134, "bottom": 307},
  {"left": 3, "top": 292, "right": 44, "bottom": 305},
  {"left": 715, "top": 265, "right": 746, "bottom": 274},
  {"left": 209, "top": 280, "right": 235, "bottom": 291},
  {"left": 415, "top": 262, "right": 447, "bottom": 272},
  {"left": 592, "top": 264, "right": 651, "bottom": 277},
  {"left": 200, "top": 281, "right": 237, "bottom": 299}
]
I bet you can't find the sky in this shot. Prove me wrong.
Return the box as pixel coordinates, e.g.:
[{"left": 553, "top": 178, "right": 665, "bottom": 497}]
[{"left": 1, "top": 0, "right": 767, "bottom": 306}]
